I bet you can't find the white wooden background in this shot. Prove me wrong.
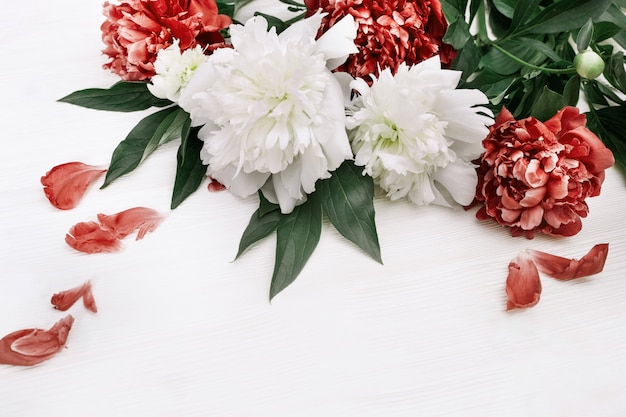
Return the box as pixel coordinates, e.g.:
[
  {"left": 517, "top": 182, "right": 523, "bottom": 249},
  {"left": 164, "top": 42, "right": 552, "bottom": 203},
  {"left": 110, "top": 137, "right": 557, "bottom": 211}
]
[{"left": 1, "top": 1, "right": 626, "bottom": 416}]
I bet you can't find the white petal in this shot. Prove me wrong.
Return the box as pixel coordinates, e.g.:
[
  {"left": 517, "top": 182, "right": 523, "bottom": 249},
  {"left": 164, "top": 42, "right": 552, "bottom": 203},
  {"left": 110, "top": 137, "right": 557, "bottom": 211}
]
[
  {"left": 315, "top": 14, "right": 358, "bottom": 70},
  {"left": 432, "top": 159, "right": 478, "bottom": 206},
  {"left": 209, "top": 164, "right": 270, "bottom": 198},
  {"left": 280, "top": 10, "right": 323, "bottom": 41}
]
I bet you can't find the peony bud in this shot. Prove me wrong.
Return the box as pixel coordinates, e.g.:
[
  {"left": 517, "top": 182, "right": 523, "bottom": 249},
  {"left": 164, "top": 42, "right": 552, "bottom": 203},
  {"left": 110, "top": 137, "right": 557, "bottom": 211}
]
[{"left": 573, "top": 50, "right": 605, "bottom": 79}]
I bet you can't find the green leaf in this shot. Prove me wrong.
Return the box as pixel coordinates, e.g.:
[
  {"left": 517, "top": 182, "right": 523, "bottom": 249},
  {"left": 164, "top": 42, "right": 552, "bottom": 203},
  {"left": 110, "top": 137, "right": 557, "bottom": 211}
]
[
  {"left": 270, "top": 193, "right": 322, "bottom": 300},
  {"left": 508, "top": 0, "right": 542, "bottom": 34},
  {"left": 563, "top": 75, "right": 581, "bottom": 106},
  {"left": 440, "top": 0, "right": 465, "bottom": 21},
  {"left": 516, "top": 0, "right": 613, "bottom": 35},
  {"left": 576, "top": 18, "right": 594, "bottom": 52},
  {"left": 215, "top": 0, "right": 238, "bottom": 16},
  {"left": 58, "top": 81, "right": 172, "bottom": 112},
  {"left": 259, "top": 191, "right": 280, "bottom": 216},
  {"left": 604, "top": 51, "right": 626, "bottom": 95},
  {"left": 453, "top": 37, "right": 481, "bottom": 82},
  {"left": 586, "top": 106, "right": 626, "bottom": 171},
  {"left": 481, "top": 39, "right": 547, "bottom": 75},
  {"left": 317, "top": 161, "right": 382, "bottom": 264},
  {"left": 599, "top": 4, "right": 626, "bottom": 32},
  {"left": 171, "top": 121, "right": 206, "bottom": 209},
  {"left": 592, "top": 22, "right": 622, "bottom": 43},
  {"left": 255, "top": 12, "right": 290, "bottom": 33},
  {"left": 491, "top": 0, "right": 515, "bottom": 19},
  {"left": 530, "top": 86, "right": 565, "bottom": 121},
  {"left": 235, "top": 204, "right": 283, "bottom": 260},
  {"left": 443, "top": 18, "right": 472, "bottom": 49},
  {"left": 518, "top": 37, "right": 563, "bottom": 63},
  {"left": 102, "top": 106, "right": 184, "bottom": 188},
  {"left": 583, "top": 80, "right": 610, "bottom": 106}
]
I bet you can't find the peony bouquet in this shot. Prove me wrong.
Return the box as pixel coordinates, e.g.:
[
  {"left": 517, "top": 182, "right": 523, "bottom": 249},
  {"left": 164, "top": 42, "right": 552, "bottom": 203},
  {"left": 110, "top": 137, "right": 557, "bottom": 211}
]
[{"left": 44, "top": 0, "right": 622, "bottom": 301}]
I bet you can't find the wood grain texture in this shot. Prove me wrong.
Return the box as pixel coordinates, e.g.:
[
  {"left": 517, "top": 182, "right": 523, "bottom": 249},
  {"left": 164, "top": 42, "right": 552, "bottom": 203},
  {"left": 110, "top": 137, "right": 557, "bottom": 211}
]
[{"left": 1, "top": 2, "right": 625, "bottom": 416}]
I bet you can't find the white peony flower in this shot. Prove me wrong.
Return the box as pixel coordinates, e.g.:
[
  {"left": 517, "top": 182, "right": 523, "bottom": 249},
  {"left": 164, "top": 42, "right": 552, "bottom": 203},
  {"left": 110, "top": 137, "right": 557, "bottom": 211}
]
[
  {"left": 147, "top": 40, "right": 209, "bottom": 103},
  {"left": 346, "top": 56, "right": 493, "bottom": 207},
  {"left": 178, "top": 12, "right": 358, "bottom": 214}
]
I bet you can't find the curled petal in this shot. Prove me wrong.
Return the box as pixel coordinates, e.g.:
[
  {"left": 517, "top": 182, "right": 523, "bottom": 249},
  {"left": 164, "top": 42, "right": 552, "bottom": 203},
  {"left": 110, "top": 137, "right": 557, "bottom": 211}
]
[
  {"left": 65, "top": 221, "right": 121, "bottom": 254},
  {"left": 0, "top": 316, "right": 74, "bottom": 366},
  {"left": 41, "top": 162, "right": 107, "bottom": 210},
  {"left": 506, "top": 252, "right": 542, "bottom": 310},
  {"left": 527, "top": 243, "right": 609, "bottom": 280},
  {"left": 97, "top": 207, "right": 165, "bottom": 240},
  {"left": 51, "top": 281, "right": 98, "bottom": 313}
]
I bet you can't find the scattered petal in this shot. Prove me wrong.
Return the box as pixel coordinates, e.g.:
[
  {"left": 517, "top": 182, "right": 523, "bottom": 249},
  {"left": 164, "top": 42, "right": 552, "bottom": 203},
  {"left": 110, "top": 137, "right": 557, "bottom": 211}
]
[
  {"left": 528, "top": 243, "right": 609, "bottom": 280},
  {"left": 0, "top": 316, "right": 74, "bottom": 366},
  {"left": 51, "top": 281, "right": 97, "bottom": 313},
  {"left": 97, "top": 207, "right": 165, "bottom": 240},
  {"left": 41, "top": 162, "right": 107, "bottom": 210},
  {"left": 506, "top": 252, "right": 542, "bottom": 311},
  {"left": 65, "top": 221, "right": 121, "bottom": 254},
  {"left": 65, "top": 207, "right": 165, "bottom": 253},
  {"left": 208, "top": 177, "right": 225, "bottom": 192}
]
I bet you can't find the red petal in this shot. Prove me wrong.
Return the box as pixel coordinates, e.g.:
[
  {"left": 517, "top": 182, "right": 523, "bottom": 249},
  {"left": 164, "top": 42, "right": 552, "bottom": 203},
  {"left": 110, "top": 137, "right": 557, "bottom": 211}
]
[
  {"left": 208, "top": 178, "right": 225, "bottom": 192},
  {"left": 51, "top": 281, "right": 97, "bottom": 313},
  {"left": 97, "top": 207, "right": 165, "bottom": 240},
  {"left": 528, "top": 243, "right": 609, "bottom": 280},
  {"left": 41, "top": 162, "right": 107, "bottom": 210},
  {"left": 65, "top": 221, "right": 121, "bottom": 254},
  {"left": 0, "top": 316, "right": 74, "bottom": 366},
  {"left": 506, "top": 252, "right": 542, "bottom": 310}
]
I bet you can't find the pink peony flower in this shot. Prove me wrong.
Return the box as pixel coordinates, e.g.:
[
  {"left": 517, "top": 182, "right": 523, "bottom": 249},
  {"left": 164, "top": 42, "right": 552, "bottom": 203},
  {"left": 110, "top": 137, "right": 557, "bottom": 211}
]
[
  {"left": 473, "top": 107, "right": 615, "bottom": 238},
  {"left": 305, "top": 0, "right": 456, "bottom": 81},
  {"left": 101, "top": 0, "right": 231, "bottom": 81}
]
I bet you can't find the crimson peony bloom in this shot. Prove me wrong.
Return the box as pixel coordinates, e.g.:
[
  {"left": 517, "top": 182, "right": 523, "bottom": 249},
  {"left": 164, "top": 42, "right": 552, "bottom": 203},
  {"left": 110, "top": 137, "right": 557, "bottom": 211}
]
[
  {"left": 473, "top": 107, "right": 614, "bottom": 238},
  {"left": 101, "top": 0, "right": 231, "bottom": 81},
  {"left": 305, "top": 0, "right": 456, "bottom": 80}
]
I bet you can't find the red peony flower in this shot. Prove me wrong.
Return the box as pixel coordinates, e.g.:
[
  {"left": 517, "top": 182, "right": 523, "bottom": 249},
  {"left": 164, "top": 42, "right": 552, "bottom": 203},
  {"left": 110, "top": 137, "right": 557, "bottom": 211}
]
[
  {"left": 305, "top": 0, "right": 456, "bottom": 81},
  {"left": 473, "top": 107, "right": 615, "bottom": 238},
  {"left": 101, "top": 0, "right": 231, "bottom": 81}
]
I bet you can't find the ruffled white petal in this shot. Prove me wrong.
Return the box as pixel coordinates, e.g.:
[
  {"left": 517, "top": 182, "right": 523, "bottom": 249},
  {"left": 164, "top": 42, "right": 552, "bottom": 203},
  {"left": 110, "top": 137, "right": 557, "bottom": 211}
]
[
  {"left": 179, "top": 13, "right": 355, "bottom": 213},
  {"left": 432, "top": 158, "right": 479, "bottom": 206},
  {"left": 315, "top": 14, "right": 358, "bottom": 70},
  {"left": 347, "top": 56, "right": 493, "bottom": 207}
]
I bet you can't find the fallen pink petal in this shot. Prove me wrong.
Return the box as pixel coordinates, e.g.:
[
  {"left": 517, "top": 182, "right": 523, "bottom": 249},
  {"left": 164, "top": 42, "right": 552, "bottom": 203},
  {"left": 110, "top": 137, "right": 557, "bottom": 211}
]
[
  {"left": 65, "top": 221, "right": 121, "bottom": 254},
  {"left": 51, "top": 281, "right": 97, "bottom": 313},
  {"left": 97, "top": 207, "right": 165, "bottom": 240},
  {"left": 0, "top": 315, "right": 74, "bottom": 366},
  {"left": 41, "top": 162, "right": 107, "bottom": 210},
  {"left": 528, "top": 244, "right": 609, "bottom": 280},
  {"left": 506, "top": 252, "right": 542, "bottom": 311}
]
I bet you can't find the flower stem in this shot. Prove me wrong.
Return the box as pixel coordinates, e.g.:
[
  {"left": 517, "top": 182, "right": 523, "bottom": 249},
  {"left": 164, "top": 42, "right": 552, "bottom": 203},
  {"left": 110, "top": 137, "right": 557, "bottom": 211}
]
[{"left": 492, "top": 43, "right": 577, "bottom": 75}]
